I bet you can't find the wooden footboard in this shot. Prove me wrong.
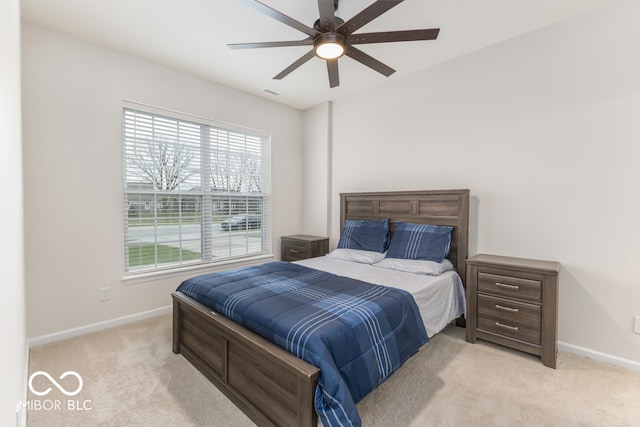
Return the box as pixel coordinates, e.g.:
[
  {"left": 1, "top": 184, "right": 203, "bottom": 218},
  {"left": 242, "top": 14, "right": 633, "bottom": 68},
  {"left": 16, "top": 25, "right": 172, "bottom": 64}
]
[{"left": 172, "top": 291, "right": 320, "bottom": 427}]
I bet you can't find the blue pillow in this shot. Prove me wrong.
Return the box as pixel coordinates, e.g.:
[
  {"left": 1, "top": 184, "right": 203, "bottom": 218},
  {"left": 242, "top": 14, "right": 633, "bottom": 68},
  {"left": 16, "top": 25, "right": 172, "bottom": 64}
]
[
  {"left": 337, "top": 219, "right": 390, "bottom": 253},
  {"left": 386, "top": 222, "right": 454, "bottom": 263}
]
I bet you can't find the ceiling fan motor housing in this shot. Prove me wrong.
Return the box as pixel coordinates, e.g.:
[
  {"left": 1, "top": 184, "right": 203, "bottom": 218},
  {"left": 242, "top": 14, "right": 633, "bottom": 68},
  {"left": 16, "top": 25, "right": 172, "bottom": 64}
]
[{"left": 313, "top": 16, "right": 345, "bottom": 32}]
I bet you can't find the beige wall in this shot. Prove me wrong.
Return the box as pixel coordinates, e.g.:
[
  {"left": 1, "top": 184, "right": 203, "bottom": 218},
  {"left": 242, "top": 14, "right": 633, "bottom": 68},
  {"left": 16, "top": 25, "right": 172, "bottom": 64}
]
[
  {"left": 2, "top": 0, "right": 26, "bottom": 424},
  {"left": 22, "top": 22, "right": 304, "bottom": 339},
  {"left": 306, "top": 1, "right": 639, "bottom": 365}
]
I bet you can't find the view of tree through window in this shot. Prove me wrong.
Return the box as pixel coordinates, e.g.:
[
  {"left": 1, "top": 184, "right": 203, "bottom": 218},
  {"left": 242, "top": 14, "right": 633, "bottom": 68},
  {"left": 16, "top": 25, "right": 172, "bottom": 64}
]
[{"left": 123, "top": 107, "right": 269, "bottom": 272}]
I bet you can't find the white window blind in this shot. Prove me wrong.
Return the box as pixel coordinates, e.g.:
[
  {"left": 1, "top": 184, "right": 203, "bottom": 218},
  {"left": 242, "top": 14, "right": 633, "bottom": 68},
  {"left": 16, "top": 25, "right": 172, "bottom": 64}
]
[{"left": 123, "top": 105, "right": 270, "bottom": 273}]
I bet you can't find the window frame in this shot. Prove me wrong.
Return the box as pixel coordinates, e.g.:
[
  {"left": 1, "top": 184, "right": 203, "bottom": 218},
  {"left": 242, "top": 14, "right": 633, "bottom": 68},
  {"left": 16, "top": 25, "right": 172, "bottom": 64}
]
[{"left": 122, "top": 101, "right": 271, "bottom": 281}]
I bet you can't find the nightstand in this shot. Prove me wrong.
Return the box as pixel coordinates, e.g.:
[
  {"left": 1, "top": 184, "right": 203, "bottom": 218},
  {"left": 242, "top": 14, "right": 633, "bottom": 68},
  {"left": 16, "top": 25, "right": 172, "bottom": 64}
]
[
  {"left": 281, "top": 235, "right": 329, "bottom": 262},
  {"left": 465, "top": 254, "right": 560, "bottom": 368}
]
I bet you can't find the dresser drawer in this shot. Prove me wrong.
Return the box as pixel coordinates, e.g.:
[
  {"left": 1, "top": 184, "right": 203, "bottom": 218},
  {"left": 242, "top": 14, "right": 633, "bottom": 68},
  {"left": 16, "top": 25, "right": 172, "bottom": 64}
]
[
  {"left": 283, "top": 241, "right": 309, "bottom": 261},
  {"left": 478, "top": 272, "right": 542, "bottom": 303},
  {"left": 478, "top": 294, "right": 541, "bottom": 345},
  {"left": 281, "top": 235, "right": 329, "bottom": 262},
  {"left": 477, "top": 317, "right": 541, "bottom": 345},
  {"left": 478, "top": 294, "right": 541, "bottom": 327}
]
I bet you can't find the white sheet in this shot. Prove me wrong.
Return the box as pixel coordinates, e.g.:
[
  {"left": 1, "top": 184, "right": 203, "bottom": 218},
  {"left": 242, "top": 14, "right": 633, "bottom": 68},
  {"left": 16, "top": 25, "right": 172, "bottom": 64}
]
[{"left": 295, "top": 256, "right": 466, "bottom": 337}]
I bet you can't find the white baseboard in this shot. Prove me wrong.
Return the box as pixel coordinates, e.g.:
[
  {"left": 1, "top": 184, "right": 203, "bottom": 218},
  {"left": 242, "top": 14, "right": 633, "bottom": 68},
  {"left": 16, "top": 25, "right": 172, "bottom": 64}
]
[
  {"left": 559, "top": 341, "right": 640, "bottom": 373},
  {"left": 28, "top": 305, "right": 172, "bottom": 349}
]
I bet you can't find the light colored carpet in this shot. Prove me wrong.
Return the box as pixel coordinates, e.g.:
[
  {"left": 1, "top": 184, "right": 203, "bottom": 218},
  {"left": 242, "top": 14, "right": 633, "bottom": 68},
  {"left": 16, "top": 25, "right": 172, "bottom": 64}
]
[{"left": 27, "top": 314, "right": 640, "bottom": 426}]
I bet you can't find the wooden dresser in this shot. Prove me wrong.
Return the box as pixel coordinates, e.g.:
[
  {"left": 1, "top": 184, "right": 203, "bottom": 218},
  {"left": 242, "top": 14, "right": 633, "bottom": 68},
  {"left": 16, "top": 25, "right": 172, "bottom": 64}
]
[
  {"left": 281, "top": 235, "right": 329, "bottom": 262},
  {"left": 465, "top": 254, "right": 560, "bottom": 368}
]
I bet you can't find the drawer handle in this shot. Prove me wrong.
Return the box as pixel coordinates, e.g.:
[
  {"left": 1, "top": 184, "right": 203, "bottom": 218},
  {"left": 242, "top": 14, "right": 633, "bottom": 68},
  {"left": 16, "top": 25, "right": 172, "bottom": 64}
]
[
  {"left": 495, "top": 282, "right": 519, "bottom": 290},
  {"left": 289, "top": 249, "right": 300, "bottom": 253},
  {"left": 496, "top": 322, "right": 519, "bottom": 331},
  {"left": 495, "top": 304, "right": 519, "bottom": 313}
]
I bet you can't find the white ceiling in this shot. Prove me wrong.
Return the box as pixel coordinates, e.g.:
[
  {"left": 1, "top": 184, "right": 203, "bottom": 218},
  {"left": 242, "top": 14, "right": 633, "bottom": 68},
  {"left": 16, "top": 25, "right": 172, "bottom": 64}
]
[{"left": 21, "top": 0, "right": 615, "bottom": 110}]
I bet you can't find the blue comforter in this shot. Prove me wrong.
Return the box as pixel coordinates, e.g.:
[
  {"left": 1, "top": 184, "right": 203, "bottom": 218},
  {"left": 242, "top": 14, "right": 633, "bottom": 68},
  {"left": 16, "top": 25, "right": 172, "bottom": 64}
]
[{"left": 176, "top": 261, "right": 428, "bottom": 426}]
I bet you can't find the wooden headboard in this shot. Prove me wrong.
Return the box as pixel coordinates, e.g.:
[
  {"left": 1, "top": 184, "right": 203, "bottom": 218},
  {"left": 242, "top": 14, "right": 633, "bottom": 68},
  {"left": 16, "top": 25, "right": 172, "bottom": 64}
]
[{"left": 340, "top": 190, "right": 470, "bottom": 286}]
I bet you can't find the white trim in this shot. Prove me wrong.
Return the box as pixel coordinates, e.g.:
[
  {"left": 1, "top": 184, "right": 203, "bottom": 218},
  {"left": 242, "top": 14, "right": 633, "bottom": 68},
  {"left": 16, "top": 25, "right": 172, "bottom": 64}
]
[
  {"left": 28, "top": 305, "right": 172, "bottom": 349},
  {"left": 18, "top": 341, "right": 29, "bottom": 427},
  {"left": 559, "top": 341, "right": 640, "bottom": 372},
  {"left": 123, "top": 253, "right": 274, "bottom": 285}
]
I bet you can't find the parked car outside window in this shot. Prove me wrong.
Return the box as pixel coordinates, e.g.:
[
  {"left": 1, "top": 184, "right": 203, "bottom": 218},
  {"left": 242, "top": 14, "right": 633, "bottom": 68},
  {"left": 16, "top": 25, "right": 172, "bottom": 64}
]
[{"left": 220, "top": 214, "right": 262, "bottom": 231}]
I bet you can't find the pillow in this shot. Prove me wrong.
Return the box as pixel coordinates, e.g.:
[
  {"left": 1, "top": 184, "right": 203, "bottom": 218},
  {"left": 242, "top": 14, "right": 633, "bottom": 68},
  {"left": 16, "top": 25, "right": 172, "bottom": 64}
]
[
  {"left": 326, "top": 248, "right": 387, "bottom": 264},
  {"left": 373, "top": 257, "right": 454, "bottom": 276},
  {"left": 386, "top": 222, "right": 454, "bottom": 263},
  {"left": 337, "top": 218, "right": 390, "bottom": 253}
]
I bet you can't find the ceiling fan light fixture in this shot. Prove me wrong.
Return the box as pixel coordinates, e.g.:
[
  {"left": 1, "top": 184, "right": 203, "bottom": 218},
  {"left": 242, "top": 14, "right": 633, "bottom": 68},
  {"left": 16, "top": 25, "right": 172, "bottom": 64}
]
[{"left": 314, "top": 33, "right": 346, "bottom": 60}]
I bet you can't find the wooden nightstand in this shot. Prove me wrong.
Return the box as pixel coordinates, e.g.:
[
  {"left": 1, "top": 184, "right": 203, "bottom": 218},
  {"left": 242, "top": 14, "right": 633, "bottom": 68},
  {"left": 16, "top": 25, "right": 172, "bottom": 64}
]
[
  {"left": 465, "top": 254, "right": 560, "bottom": 368},
  {"left": 281, "top": 235, "right": 329, "bottom": 262}
]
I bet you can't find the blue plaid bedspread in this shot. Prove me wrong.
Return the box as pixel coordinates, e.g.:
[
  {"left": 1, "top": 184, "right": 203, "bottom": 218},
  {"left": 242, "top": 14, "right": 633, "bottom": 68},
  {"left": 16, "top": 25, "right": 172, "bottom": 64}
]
[{"left": 176, "top": 261, "right": 428, "bottom": 427}]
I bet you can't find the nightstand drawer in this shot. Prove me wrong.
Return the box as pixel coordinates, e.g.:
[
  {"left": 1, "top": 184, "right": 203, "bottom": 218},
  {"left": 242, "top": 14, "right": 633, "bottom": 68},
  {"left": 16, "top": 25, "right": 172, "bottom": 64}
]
[
  {"left": 281, "top": 235, "right": 329, "bottom": 262},
  {"left": 478, "top": 272, "right": 542, "bottom": 303},
  {"left": 478, "top": 316, "right": 541, "bottom": 345},
  {"left": 283, "top": 242, "right": 309, "bottom": 260},
  {"left": 478, "top": 293, "right": 541, "bottom": 345},
  {"left": 478, "top": 294, "right": 541, "bottom": 327}
]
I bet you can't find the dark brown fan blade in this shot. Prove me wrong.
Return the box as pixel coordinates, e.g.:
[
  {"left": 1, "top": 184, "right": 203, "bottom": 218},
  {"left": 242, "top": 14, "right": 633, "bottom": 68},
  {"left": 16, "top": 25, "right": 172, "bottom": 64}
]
[
  {"left": 239, "top": 0, "right": 318, "bottom": 37},
  {"left": 337, "top": 0, "right": 403, "bottom": 36},
  {"left": 348, "top": 28, "right": 440, "bottom": 45},
  {"left": 346, "top": 46, "right": 395, "bottom": 77},
  {"left": 317, "top": 0, "right": 336, "bottom": 32},
  {"left": 273, "top": 50, "right": 316, "bottom": 80},
  {"left": 326, "top": 59, "right": 339, "bottom": 88},
  {"left": 228, "top": 38, "right": 314, "bottom": 50}
]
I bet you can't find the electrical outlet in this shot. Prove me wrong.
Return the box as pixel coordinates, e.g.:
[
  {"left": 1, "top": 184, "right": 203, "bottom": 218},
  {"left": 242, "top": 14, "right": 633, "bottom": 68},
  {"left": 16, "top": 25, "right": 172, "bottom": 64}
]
[
  {"left": 100, "top": 287, "right": 110, "bottom": 301},
  {"left": 634, "top": 316, "right": 640, "bottom": 334}
]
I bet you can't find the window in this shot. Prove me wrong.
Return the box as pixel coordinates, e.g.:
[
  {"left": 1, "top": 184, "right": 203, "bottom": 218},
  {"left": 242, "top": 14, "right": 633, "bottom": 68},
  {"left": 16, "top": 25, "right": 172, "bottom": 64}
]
[{"left": 123, "top": 104, "right": 270, "bottom": 273}]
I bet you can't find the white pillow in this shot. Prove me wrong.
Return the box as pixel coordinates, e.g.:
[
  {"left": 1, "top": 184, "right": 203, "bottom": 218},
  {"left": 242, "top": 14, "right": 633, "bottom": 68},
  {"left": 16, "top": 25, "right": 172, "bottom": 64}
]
[
  {"left": 373, "top": 257, "right": 454, "bottom": 275},
  {"left": 325, "top": 249, "right": 387, "bottom": 264}
]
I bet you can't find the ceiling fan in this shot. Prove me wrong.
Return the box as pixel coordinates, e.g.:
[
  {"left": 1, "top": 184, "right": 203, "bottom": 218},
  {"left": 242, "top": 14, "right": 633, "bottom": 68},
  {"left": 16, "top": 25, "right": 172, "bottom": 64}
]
[{"left": 228, "top": 0, "right": 440, "bottom": 88}]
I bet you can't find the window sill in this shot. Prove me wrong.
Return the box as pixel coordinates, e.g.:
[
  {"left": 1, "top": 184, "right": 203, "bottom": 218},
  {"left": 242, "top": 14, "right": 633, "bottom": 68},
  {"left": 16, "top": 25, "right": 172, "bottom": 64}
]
[{"left": 122, "top": 253, "right": 275, "bottom": 285}]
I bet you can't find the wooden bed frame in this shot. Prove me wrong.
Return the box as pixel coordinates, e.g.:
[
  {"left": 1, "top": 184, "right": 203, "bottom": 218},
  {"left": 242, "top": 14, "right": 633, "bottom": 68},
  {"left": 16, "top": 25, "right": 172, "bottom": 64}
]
[{"left": 172, "top": 189, "right": 469, "bottom": 427}]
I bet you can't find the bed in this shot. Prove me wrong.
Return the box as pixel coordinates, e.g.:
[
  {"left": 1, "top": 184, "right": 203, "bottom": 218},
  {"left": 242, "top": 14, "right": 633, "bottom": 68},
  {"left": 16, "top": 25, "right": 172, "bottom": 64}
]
[{"left": 172, "top": 189, "right": 470, "bottom": 427}]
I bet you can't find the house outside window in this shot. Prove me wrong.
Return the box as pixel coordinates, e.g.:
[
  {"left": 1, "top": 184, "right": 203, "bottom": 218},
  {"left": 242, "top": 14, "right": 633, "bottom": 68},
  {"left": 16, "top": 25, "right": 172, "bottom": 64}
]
[{"left": 123, "top": 103, "right": 270, "bottom": 273}]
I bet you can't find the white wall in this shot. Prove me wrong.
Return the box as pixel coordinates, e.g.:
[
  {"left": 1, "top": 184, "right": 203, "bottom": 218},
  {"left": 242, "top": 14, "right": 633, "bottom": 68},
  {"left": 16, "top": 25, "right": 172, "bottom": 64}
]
[
  {"left": 21, "top": 22, "right": 304, "bottom": 339},
  {"left": 311, "top": 1, "right": 640, "bottom": 364},
  {"left": 1, "top": 0, "right": 26, "bottom": 424},
  {"left": 21, "top": 1, "right": 640, "bottom": 368},
  {"left": 301, "top": 102, "right": 332, "bottom": 238}
]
